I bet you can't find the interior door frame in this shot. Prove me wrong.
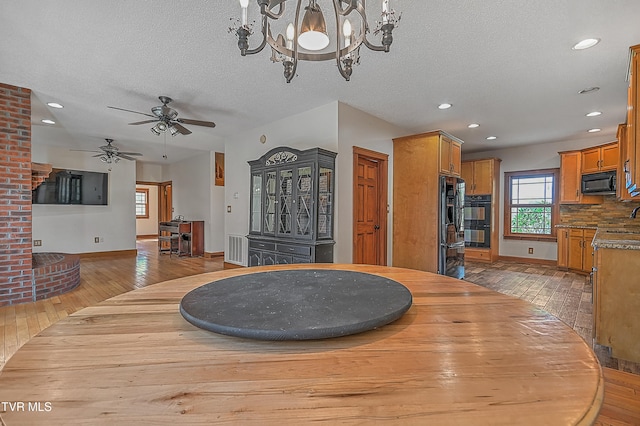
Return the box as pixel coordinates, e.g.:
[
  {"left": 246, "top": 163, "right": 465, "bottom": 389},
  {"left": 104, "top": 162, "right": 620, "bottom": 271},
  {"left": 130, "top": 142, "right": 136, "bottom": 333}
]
[{"left": 352, "top": 146, "right": 389, "bottom": 265}]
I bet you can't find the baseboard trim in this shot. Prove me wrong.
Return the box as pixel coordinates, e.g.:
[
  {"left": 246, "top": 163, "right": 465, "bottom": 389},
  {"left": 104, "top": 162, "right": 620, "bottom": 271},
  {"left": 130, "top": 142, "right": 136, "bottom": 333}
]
[
  {"left": 224, "top": 262, "right": 245, "bottom": 269},
  {"left": 79, "top": 249, "right": 138, "bottom": 259},
  {"left": 204, "top": 251, "right": 224, "bottom": 259},
  {"left": 497, "top": 255, "right": 556, "bottom": 266}
]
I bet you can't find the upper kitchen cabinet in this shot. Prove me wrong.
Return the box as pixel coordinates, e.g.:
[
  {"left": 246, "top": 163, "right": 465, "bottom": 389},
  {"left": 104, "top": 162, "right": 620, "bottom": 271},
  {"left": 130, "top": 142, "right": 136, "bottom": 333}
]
[
  {"left": 624, "top": 44, "right": 640, "bottom": 197},
  {"left": 461, "top": 158, "right": 499, "bottom": 195},
  {"left": 581, "top": 142, "right": 619, "bottom": 174},
  {"left": 558, "top": 150, "right": 603, "bottom": 204},
  {"left": 618, "top": 123, "right": 636, "bottom": 200},
  {"left": 438, "top": 134, "right": 463, "bottom": 177}
]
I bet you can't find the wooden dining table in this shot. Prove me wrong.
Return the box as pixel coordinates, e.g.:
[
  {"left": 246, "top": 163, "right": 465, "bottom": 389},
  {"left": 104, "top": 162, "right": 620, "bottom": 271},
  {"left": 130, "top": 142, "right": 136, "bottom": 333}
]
[{"left": 0, "top": 264, "right": 603, "bottom": 425}]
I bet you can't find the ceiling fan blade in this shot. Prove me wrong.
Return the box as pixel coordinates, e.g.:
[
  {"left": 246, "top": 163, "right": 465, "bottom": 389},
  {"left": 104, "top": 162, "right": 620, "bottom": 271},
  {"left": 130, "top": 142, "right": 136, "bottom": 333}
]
[
  {"left": 108, "top": 106, "right": 155, "bottom": 118},
  {"left": 70, "top": 149, "right": 101, "bottom": 153},
  {"left": 128, "top": 119, "right": 158, "bottom": 125},
  {"left": 117, "top": 154, "right": 138, "bottom": 161},
  {"left": 92, "top": 154, "right": 104, "bottom": 157},
  {"left": 176, "top": 118, "right": 216, "bottom": 128},
  {"left": 118, "top": 151, "right": 143, "bottom": 156},
  {"left": 172, "top": 123, "right": 192, "bottom": 135}
]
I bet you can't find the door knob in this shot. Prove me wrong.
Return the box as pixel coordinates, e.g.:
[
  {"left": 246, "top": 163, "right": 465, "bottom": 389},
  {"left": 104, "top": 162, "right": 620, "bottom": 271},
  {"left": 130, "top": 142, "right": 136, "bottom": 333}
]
[{"left": 374, "top": 225, "right": 380, "bottom": 230}]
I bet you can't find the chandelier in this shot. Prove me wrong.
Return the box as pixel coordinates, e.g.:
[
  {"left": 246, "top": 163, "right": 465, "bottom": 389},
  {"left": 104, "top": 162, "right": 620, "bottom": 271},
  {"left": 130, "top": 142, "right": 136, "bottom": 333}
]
[{"left": 231, "top": 0, "right": 400, "bottom": 83}]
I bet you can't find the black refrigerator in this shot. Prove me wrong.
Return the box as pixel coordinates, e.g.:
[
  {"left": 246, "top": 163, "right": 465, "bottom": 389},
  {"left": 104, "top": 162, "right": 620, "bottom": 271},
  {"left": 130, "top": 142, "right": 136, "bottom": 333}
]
[{"left": 438, "top": 175, "right": 465, "bottom": 279}]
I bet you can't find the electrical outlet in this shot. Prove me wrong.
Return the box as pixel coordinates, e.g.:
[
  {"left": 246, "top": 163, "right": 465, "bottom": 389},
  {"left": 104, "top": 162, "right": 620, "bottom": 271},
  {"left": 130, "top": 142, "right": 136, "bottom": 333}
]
[
  {"left": 94, "top": 237, "right": 100, "bottom": 243},
  {"left": 528, "top": 247, "right": 534, "bottom": 254},
  {"left": 227, "top": 205, "right": 232, "bottom": 213},
  {"left": 33, "top": 240, "right": 42, "bottom": 246}
]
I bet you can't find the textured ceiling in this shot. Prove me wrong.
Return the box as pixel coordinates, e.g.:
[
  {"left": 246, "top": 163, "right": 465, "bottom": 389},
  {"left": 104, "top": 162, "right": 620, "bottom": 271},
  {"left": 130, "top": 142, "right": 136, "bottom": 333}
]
[{"left": 2, "top": 1, "right": 640, "bottom": 164}]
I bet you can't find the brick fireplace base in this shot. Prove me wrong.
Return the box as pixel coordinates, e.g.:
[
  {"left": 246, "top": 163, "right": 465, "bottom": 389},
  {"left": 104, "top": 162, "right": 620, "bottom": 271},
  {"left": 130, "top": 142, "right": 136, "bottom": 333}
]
[{"left": 32, "top": 253, "right": 80, "bottom": 301}]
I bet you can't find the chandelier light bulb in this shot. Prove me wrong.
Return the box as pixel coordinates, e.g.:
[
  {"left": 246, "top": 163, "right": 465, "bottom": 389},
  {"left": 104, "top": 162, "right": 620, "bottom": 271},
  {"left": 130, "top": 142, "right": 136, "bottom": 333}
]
[
  {"left": 298, "top": 2, "right": 330, "bottom": 51},
  {"left": 239, "top": 0, "right": 249, "bottom": 7},
  {"left": 286, "top": 23, "right": 295, "bottom": 49},
  {"left": 343, "top": 19, "right": 352, "bottom": 48}
]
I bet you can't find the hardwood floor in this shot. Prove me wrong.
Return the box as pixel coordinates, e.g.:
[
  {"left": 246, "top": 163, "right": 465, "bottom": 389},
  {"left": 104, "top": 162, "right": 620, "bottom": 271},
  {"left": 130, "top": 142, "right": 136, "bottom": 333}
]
[{"left": 0, "top": 244, "right": 638, "bottom": 423}]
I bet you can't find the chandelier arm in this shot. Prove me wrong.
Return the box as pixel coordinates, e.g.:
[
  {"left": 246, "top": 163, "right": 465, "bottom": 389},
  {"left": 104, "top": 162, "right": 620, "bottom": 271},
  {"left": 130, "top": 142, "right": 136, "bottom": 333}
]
[
  {"left": 284, "top": 0, "right": 303, "bottom": 83},
  {"left": 259, "top": 0, "right": 286, "bottom": 20},
  {"left": 334, "top": 1, "right": 351, "bottom": 81},
  {"left": 245, "top": 15, "right": 269, "bottom": 55},
  {"left": 332, "top": 0, "right": 358, "bottom": 16}
]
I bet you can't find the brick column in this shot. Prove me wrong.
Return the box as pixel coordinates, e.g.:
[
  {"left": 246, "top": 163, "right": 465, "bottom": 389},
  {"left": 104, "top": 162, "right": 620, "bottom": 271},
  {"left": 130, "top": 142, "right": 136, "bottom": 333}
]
[{"left": 0, "top": 83, "right": 33, "bottom": 306}]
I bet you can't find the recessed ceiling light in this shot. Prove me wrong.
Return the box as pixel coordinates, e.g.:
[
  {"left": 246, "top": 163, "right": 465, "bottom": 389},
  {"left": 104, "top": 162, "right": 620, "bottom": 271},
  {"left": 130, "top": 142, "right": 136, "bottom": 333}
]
[
  {"left": 578, "top": 87, "right": 600, "bottom": 94},
  {"left": 468, "top": 123, "right": 480, "bottom": 128},
  {"left": 486, "top": 136, "right": 497, "bottom": 140},
  {"left": 46, "top": 102, "right": 64, "bottom": 109},
  {"left": 588, "top": 128, "right": 601, "bottom": 133},
  {"left": 41, "top": 119, "right": 56, "bottom": 125},
  {"left": 586, "top": 111, "right": 602, "bottom": 117},
  {"left": 438, "top": 103, "right": 452, "bottom": 110},
  {"left": 572, "top": 38, "right": 600, "bottom": 50}
]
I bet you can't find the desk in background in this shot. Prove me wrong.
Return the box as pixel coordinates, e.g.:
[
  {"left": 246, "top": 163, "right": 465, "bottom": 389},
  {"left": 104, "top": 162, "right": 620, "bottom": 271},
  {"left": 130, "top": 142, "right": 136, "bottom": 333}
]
[{"left": 158, "top": 220, "right": 204, "bottom": 257}]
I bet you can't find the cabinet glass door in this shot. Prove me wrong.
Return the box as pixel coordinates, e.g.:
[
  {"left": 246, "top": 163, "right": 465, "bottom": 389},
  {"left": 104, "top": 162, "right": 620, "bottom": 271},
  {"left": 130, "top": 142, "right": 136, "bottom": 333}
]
[
  {"left": 296, "top": 165, "right": 313, "bottom": 238},
  {"left": 318, "top": 167, "right": 333, "bottom": 239},
  {"left": 278, "top": 168, "right": 293, "bottom": 236},
  {"left": 264, "top": 171, "right": 276, "bottom": 235},
  {"left": 250, "top": 173, "right": 262, "bottom": 233}
]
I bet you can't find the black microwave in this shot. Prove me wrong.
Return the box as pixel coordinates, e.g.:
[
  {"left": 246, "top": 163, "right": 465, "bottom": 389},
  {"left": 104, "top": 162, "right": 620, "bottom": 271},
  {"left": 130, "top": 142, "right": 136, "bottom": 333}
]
[{"left": 581, "top": 171, "right": 616, "bottom": 194}]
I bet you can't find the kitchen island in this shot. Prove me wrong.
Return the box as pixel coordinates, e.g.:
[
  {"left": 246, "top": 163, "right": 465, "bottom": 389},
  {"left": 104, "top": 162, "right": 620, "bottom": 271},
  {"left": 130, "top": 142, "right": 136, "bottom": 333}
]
[
  {"left": 592, "top": 228, "right": 640, "bottom": 363},
  {"left": 0, "top": 264, "right": 603, "bottom": 425}
]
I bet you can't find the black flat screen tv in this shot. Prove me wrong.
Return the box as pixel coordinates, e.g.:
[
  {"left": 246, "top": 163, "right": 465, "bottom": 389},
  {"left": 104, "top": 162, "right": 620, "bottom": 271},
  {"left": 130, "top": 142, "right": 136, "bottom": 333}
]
[{"left": 32, "top": 168, "right": 108, "bottom": 205}]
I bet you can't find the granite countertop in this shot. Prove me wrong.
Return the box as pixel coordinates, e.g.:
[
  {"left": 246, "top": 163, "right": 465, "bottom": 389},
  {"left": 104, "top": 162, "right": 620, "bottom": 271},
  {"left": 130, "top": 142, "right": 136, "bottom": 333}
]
[
  {"left": 592, "top": 228, "right": 640, "bottom": 250},
  {"left": 556, "top": 224, "right": 598, "bottom": 230}
]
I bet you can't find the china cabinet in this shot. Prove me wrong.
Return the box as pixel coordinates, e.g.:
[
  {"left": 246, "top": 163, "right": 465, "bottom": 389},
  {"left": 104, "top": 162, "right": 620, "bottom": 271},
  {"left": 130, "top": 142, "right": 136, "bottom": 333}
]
[{"left": 248, "top": 147, "right": 336, "bottom": 266}]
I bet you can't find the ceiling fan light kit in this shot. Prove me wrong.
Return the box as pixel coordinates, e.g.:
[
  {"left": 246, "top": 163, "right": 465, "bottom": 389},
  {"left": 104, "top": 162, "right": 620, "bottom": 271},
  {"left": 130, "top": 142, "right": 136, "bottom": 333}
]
[
  {"left": 230, "top": 0, "right": 400, "bottom": 83},
  {"left": 108, "top": 96, "right": 216, "bottom": 136}
]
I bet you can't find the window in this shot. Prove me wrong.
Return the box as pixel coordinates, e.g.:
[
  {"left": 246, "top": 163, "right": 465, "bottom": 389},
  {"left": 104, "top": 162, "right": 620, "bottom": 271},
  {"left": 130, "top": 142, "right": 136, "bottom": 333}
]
[
  {"left": 135, "top": 188, "right": 149, "bottom": 219},
  {"left": 504, "top": 169, "right": 559, "bottom": 241}
]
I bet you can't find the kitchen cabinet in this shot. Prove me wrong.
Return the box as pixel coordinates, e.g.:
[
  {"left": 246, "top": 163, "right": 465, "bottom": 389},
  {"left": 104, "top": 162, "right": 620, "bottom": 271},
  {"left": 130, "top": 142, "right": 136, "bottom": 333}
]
[
  {"left": 393, "top": 130, "right": 463, "bottom": 272},
  {"left": 556, "top": 227, "right": 569, "bottom": 269},
  {"left": 461, "top": 158, "right": 497, "bottom": 195},
  {"left": 623, "top": 44, "right": 640, "bottom": 198},
  {"left": 247, "top": 146, "right": 336, "bottom": 266},
  {"left": 558, "top": 151, "right": 603, "bottom": 204},
  {"left": 565, "top": 228, "right": 595, "bottom": 273},
  {"left": 461, "top": 158, "right": 501, "bottom": 263},
  {"left": 439, "top": 134, "right": 462, "bottom": 177},
  {"left": 593, "top": 234, "right": 640, "bottom": 363},
  {"left": 581, "top": 142, "right": 619, "bottom": 174},
  {"left": 617, "top": 123, "right": 635, "bottom": 200}
]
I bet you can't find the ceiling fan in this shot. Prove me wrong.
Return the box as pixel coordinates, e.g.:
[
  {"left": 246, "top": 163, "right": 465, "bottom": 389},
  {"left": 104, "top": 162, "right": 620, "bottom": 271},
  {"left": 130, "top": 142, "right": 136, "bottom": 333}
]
[
  {"left": 72, "top": 138, "right": 142, "bottom": 163},
  {"left": 108, "top": 96, "right": 216, "bottom": 136}
]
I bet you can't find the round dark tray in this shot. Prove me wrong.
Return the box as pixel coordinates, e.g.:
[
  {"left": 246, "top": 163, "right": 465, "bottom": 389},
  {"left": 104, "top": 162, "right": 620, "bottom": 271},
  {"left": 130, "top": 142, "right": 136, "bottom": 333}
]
[{"left": 179, "top": 269, "right": 412, "bottom": 340}]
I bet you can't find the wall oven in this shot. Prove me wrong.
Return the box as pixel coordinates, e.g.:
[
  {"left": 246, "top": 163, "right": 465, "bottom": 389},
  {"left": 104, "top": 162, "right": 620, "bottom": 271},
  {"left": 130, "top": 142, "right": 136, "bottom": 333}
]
[{"left": 464, "top": 195, "right": 491, "bottom": 248}]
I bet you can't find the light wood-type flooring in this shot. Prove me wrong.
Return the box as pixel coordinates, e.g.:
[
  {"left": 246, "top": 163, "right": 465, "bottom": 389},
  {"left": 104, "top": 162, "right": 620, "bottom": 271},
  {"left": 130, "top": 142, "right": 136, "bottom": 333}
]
[{"left": 0, "top": 241, "right": 638, "bottom": 424}]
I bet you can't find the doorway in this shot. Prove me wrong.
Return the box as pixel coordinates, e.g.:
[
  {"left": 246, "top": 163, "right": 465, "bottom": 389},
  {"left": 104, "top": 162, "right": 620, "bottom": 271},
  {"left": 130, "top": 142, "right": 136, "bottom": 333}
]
[
  {"left": 353, "top": 147, "right": 388, "bottom": 265},
  {"left": 158, "top": 181, "right": 173, "bottom": 223}
]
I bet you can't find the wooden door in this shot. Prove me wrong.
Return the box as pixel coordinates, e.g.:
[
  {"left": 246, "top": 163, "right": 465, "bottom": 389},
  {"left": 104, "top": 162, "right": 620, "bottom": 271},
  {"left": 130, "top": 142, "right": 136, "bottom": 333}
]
[
  {"left": 568, "top": 229, "right": 584, "bottom": 271},
  {"left": 582, "top": 229, "right": 596, "bottom": 272},
  {"left": 473, "top": 159, "right": 493, "bottom": 194},
  {"left": 460, "top": 162, "right": 474, "bottom": 193},
  {"left": 353, "top": 147, "right": 388, "bottom": 265},
  {"left": 600, "top": 143, "right": 619, "bottom": 171},
  {"left": 159, "top": 182, "right": 173, "bottom": 222},
  {"left": 581, "top": 148, "right": 601, "bottom": 173},
  {"left": 439, "top": 136, "right": 452, "bottom": 175},
  {"left": 560, "top": 152, "right": 581, "bottom": 203}
]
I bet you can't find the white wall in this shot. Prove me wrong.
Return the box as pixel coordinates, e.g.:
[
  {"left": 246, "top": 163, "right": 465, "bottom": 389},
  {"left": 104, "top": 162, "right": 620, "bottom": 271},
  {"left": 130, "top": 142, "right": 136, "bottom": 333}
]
[
  {"left": 224, "top": 102, "right": 339, "bottom": 265},
  {"left": 165, "top": 153, "right": 225, "bottom": 254},
  {"left": 136, "top": 162, "right": 165, "bottom": 182},
  {"left": 336, "top": 103, "right": 405, "bottom": 264},
  {"left": 462, "top": 136, "right": 617, "bottom": 261},
  {"left": 31, "top": 144, "right": 137, "bottom": 254},
  {"left": 135, "top": 184, "right": 158, "bottom": 236}
]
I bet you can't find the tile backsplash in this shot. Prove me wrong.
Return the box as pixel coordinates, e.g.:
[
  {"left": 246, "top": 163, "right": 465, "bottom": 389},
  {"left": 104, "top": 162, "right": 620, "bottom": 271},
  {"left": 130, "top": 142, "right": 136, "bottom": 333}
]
[{"left": 560, "top": 196, "right": 640, "bottom": 227}]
